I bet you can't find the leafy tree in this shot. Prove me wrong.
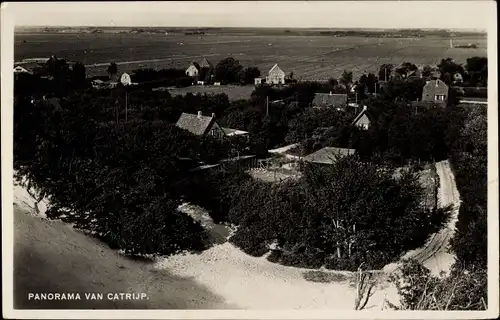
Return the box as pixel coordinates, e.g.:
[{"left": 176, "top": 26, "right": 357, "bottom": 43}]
[
  {"left": 340, "top": 70, "right": 353, "bottom": 90},
  {"left": 239, "top": 66, "right": 261, "bottom": 85},
  {"left": 378, "top": 64, "right": 393, "bottom": 81},
  {"left": 465, "top": 57, "right": 487, "bottom": 86},
  {"left": 214, "top": 57, "right": 243, "bottom": 84},
  {"left": 107, "top": 62, "right": 118, "bottom": 80},
  {"left": 394, "top": 62, "right": 418, "bottom": 78},
  {"left": 71, "top": 62, "right": 87, "bottom": 88},
  {"left": 422, "top": 65, "right": 433, "bottom": 78},
  {"left": 437, "top": 58, "right": 464, "bottom": 85}
]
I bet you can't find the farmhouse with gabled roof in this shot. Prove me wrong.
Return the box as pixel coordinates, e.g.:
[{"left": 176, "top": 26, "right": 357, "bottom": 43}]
[
  {"left": 175, "top": 111, "right": 226, "bottom": 139},
  {"left": 266, "top": 63, "right": 286, "bottom": 85},
  {"left": 421, "top": 79, "right": 449, "bottom": 105},
  {"left": 312, "top": 92, "right": 348, "bottom": 109}
]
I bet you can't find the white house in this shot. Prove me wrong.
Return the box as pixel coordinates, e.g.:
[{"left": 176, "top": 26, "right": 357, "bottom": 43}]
[
  {"left": 185, "top": 63, "right": 200, "bottom": 77},
  {"left": 120, "top": 72, "right": 132, "bottom": 86},
  {"left": 266, "top": 64, "right": 286, "bottom": 85}
]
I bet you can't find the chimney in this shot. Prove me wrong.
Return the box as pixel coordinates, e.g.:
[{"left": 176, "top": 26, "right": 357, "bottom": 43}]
[
  {"left": 435, "top": 80, "right": 439, "bottom": 87},
  {"left": 362, "top": 105, "right": 367, "bottom": 112},
  {"left": 211, "top": 113, "right": 216, "bottom": 118},
  {"left": 329, "top": 91, "right": 332, "bottom": 95},
  {"left": 197, "top": 111, "right": 202, "bottom": 119}
]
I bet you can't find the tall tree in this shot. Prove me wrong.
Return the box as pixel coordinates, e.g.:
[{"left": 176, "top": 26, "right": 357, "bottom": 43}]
[
  {"left": 71, "top": 62, "right": 87, "bottom": 88},
  {"left": 215, "top": 57, "right": 243, "bottom": 84},
  {"left": 239, "top": 66, "right": 261, "bottom": 85},
  {"left": 378, "top": 64, "right": 393, "bottom": 81},
  {"left": 108, "top": 62, "right": 118, "bottom": 80},
  {"left": 340, "top": 70, "right": 353, "bottom": 91}
]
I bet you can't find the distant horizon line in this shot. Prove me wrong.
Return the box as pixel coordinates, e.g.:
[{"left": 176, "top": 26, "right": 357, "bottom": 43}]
[{"left": 15, "top": 26, "right": 487, "bottom": 33}]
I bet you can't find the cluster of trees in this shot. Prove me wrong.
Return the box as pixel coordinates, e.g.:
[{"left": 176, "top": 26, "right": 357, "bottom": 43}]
[
  {"left": 13, "top": 90, "right": 245, "bottom": 255},
  {"left": 186, "top": 156, "right": 449, "bottom": 271},
  {"left": 15, "top": 56, "right": 88, "bottom": 98},
  {"left": 214, "top": 57, "right": 262, "bottom": 85},
  {"left": 377, "top": 57, "right": 487, "bottom": 88}
]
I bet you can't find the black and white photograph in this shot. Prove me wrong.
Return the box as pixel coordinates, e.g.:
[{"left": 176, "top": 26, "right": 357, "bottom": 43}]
[{"left": 1, "top": 1, "right": 498, "bottom": 319}]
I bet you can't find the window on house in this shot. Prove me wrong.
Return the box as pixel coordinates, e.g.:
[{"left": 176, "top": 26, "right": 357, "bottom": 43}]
[{"left": 435, "top": 95, "right": 445, "bottom": 101}]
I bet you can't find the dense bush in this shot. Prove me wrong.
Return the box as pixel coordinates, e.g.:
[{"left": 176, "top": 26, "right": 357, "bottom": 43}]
[{"left": 388, "top": 259, "right": 487, "bottom": 310}]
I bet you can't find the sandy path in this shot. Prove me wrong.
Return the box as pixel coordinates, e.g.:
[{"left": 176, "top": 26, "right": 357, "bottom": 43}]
[
  {"left": 383, "top": 160, "right": 461, "bottom": 276},
  {"left": 13, "top": 206, "right": 235, "bottom": 309}
]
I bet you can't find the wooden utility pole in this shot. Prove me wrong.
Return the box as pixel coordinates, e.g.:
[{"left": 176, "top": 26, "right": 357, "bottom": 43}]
[
  {"left": 125, "top": 91, "right": 128, "bottom": 122},
  {"left": 266, "top": 96, "right": 269, "bottom": 117}
]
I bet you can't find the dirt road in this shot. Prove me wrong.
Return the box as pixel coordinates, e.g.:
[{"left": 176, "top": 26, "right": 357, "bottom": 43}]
[
  {"left": 13, "top": 206, "right": 235, "bottom": 309},
  {"left": 383, "top": 160, "right": 461, "bottom": 276}
]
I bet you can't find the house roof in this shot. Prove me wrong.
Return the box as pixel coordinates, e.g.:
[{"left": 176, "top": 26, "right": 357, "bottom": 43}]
[
  {"left": 175, "top": 112, "right": 217, "bottom": 136},
  {"left": 222, "top": 127, "right": 249, "bottom": 136},
  {"left": 302, "top": 147, "right": 356, "bottom": 165},
  {"left": 14, "top": 62, "right": 44, "bottom": 73},
  {"left": 422, "top": 79, "right": 449, "bottom": 96},
  {"left": 312, "top": 93, "right": 348, "bottom": 108},
  {"left": 269, "top": 63, "right": 285, "bottom": 75},
  {"left": 187, "top": 62, "right": 201, "bottom": 71},
  {"left": 199, "top": 58, "right": 213, "bottom": 69},
  {"left": 352, "top": 107, "right": 371, "bottom": 125}
]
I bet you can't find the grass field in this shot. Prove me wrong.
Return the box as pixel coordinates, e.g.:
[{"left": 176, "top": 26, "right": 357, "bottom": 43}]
[
  {"left": 156, "top": 84, "right": 256, "bottom": 101},
  {"left": 15, "top": 32, "right": 487, "bottom": 81}
]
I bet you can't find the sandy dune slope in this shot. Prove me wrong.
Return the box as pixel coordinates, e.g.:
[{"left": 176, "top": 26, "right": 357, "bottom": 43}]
[{"left": 13, "top": 206, "right": 235, "bottom": 309}]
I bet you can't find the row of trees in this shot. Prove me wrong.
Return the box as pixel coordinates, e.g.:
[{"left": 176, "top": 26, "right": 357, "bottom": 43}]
[{"left": 377, "top": 57, "right": 488, "bottom": 87}]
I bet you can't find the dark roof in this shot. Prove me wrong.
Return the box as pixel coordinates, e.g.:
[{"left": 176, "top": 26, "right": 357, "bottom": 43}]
[
  {"left": 175, "top": 112, "right": 216, "bottom": 136},
  {"left": 302, "top": 147, "right": 356, "bottom": 165},
  {"left": 199, "top": 58, "right": 213, "bottom": 69},
  {"left": 312, "top": 93, "right": 347, "bottom": 108}
]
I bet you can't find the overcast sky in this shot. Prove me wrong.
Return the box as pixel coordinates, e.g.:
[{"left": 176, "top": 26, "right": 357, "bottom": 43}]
[{"left": 4, "top": 1, "right": 495, "bottom": 30}]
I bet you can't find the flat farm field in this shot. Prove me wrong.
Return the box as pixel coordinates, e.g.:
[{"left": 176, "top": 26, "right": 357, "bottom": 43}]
[{"left": 15, "top": 32, "right": 487, "bottom": 80}]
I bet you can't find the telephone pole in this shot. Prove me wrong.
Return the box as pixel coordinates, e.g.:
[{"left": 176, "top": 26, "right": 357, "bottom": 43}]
[
  {"left": 266, "top": 96, "right": 269, "bottom": 117},
  {"left": 125, "top": 91, "right": 128, "bottom": 122}
]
